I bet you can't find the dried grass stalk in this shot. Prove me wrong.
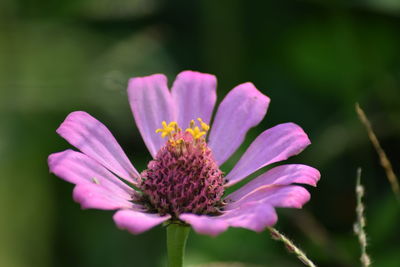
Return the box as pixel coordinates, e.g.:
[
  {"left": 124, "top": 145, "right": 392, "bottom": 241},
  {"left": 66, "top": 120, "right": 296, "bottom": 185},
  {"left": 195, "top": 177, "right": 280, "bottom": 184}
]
[
  {"left": 353, "top": 168, "right": 371, "bottom": 267},
  {"left": 355, "top": 103, "right": 400, "bottom": 203},
  {"left": 268, "top": 227, "right": 316, "bottom": 267}
]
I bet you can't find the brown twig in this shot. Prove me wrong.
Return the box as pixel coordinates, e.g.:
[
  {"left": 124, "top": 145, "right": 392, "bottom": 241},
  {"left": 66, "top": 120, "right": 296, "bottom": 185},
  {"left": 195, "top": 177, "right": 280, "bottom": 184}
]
[
  {"left": 353, "top": 168, "right": 371, "bottom": 267},
  {"left": 268, "top": 227, "right": 316, "bottom": 267},
  {"left": 355, "top": 103, "right": 400, "bottom": 203}
]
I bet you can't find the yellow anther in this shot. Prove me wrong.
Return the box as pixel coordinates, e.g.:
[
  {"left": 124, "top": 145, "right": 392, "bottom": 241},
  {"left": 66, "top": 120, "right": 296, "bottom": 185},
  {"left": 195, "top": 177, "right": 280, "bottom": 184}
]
[
  {"left": 196, "top": 131, "right": 206, "bottom": 139},
  {"left": 176, "top": 138, "right": 183, "bottom": 144},
  {"left": 155, "top": 121, "right": 178, "bottom": 138},
  {"left": 185, "top": 128, "right": 194, "bottom": 135},
  {"left": 189, "top": 119, "right": 195, "bottom": 129},
  {"left": 170, "top": 137, "right": 184, "bottom": 147},
  {"left": 197, "top": 118, "right": 210, "bottom": 132},
  {"left": 167, "top": 121, "right": 179, "bottom": 135},
  {"left": 168, "top": 121, "right": 177, "bottom": 128},
  {"left": 186, "top": 126, "right": 206, "bottom": 140}
]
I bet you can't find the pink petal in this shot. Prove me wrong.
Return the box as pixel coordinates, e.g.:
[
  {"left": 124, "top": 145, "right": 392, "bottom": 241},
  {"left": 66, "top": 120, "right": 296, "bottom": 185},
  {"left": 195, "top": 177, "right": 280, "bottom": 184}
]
[
  {"left": 73, "top": 184, "right": 134, "bottom": 210},
  {"left": 113, "top": 209, "right": 171, "bottom": 234},
  {"left": 227, "top": 164, "right": 320, "bottom": 201},
  {"left": 178, "top": 214, "right": 229, "bottom": 236},
  {"left": 179, "top": 201, "right": 277, "bottom": 236},
  {"left": 128, "top": 74, "right": 176, "bottom": 157},
  {"left": 171, "top": 70, "right": 217, "bottom": 128},
  {"left": 221, "top": 202, "right": 277, "bottom": 232},
  {"left": 49, "top": 150, "right": 137, "bottom": 210},
  {"left": 208, "top": 82, "right": 270, "bottom": 165},
  {"left": 226, "top": 185, "right": 311, "bottom": 210},
  {"left": 48, "top": 149, "right": 134, "bottom": 198},
  {"left": 225, "top": 123, "right": 311, "bottom": 187},
  {"left": 56, "top": 111, "right": 139, "bottom": 185}
]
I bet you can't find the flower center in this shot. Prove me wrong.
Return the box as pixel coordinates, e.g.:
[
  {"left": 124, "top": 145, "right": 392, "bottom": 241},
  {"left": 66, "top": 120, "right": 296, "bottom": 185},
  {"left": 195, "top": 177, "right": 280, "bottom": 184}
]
[{"left": 137, "top": 119, "right": 225, "bottom": 218}]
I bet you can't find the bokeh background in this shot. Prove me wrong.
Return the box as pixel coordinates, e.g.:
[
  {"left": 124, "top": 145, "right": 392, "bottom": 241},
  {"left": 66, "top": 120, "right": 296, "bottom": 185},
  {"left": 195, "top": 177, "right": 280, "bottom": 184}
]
[{"left": 1, "top": 0, "right": 400, "bottom": 266}]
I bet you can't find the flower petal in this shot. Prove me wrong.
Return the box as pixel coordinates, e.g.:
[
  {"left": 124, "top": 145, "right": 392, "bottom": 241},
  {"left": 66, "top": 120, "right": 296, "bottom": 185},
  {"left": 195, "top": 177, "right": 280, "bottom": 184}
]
[
  {"left": 171, "top": 70, "right": 217, "bottom": 128},
  {"left": 226, "top": 185, "right": 311, "bottom": 210},
  {"left": 56, "top": 111, "right": 139, "bottom": 184},
  {"left": 179, "top": 201, "right": 277, "bottom": 236},
  {"left": 48, "top": 149, "right": 134, "bottom": 198},
  {"left": 208, "top": 82, "right": 270, "bottom": 165},
  {"left": 48, "top": 149, "right": 137, "bottom": 210},
  {"left": 227, "top": 164, "right": 320, "bottom": 201},
  {"left": 225, "top": 123, "right": 311, "bottom": 187},
  {"left": 128, "top": 74, "right": 176, "bottom": 157},
  {"left": 178, "top": 214, "right": 229, "bottom": 236},
  {"left": 221, "top": 202, "right": 277, "bottom": 232},
  {"left": 73, "top": 184, "right": 134, "bottom": 210},
  {"left": 113, "top": 209, "right": 171, "bottom": 235}
]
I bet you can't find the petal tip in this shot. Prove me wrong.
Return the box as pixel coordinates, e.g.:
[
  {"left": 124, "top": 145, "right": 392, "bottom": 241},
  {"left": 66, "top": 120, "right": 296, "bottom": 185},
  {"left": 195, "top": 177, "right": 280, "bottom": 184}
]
[
  {"left": 128, "top": 73, "right": 167, "bottom": 88},
  {"left": 179, "top": 213, "right": 229, "bottom": 237},
  {"left": 177, "top": 70, "right": 217, "bottom": 82},
  {"left": 47, "top": 149, "right": 73, "bottom": 174},
  {"left": 281, "top": 122, "right": 312, "bottom": 150},
  {"left": 113, "top": 210, "right": 171, "bottom": 235},
  {"left": 55, "top": 111, "right": 95, "bottom": 139},
  {"left": 237, "top": 82, "right": 271, "bottom": 106}
]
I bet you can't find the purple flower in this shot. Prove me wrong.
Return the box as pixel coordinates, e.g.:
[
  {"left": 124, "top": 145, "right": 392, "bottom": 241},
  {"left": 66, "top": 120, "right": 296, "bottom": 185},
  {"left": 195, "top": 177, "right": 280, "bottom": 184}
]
[{"left": 48, "top": 71, "right": 320, "bottom": 236}]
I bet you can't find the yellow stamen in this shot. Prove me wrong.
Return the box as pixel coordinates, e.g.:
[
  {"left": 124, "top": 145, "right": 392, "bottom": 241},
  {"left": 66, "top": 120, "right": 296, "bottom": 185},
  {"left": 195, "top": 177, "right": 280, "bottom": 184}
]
[
  {"left": 168, "top": 121, "right": 177, "bottom": 128},
  {"left": 155, "top": 121, "right": 177, "bottom": 138},
  {"left": 186, "top": 126, "right": 206, "bottom": 140},
  {"left": 189, "top": 119, "right": 195, "bottom": 129},
  {"left": 156, "top": 118, "right": 210, "bottom": 141},
  {"left": 176, "top": 138, "right": 183, "bottom": 145},
  {"left": 173, "top": 122, "right": 181, "bottom": 133},
  {"left": 197, "top": 118, "right": 210, "bottom": 132}
]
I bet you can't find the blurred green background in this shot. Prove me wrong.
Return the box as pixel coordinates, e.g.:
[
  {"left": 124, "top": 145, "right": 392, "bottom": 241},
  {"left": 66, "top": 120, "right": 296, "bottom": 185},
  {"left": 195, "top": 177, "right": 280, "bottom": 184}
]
[{"left": 1, "top": 0, "right": 400, "bottom": 266}]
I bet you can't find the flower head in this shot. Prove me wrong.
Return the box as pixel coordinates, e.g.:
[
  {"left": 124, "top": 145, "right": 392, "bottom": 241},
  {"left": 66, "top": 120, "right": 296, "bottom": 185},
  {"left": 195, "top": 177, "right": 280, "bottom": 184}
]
[
  {"left": 48, "top": 71, "right": 320, "bottom": 236},
  {"left": 140, "top": 119, "right": 224, "bottom": 218}
]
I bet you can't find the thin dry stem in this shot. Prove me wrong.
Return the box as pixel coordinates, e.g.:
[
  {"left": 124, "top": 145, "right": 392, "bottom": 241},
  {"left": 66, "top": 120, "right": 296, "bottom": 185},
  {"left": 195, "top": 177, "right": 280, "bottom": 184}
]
[
  {"left": 353, "top": 168, "right": 371, "bottom": 267},
  {"left": 355, "top": 103, "right": 400, "bottom": 203},
  {"left": 268, "top": 227, "right": 316, "bottom": 267}
]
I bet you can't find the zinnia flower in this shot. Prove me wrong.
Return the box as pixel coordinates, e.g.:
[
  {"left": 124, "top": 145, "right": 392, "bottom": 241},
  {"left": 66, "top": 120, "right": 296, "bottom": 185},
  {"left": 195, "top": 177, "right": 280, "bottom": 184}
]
[{"left": 48, "top": 70, "right": 320, "bottom": 236}]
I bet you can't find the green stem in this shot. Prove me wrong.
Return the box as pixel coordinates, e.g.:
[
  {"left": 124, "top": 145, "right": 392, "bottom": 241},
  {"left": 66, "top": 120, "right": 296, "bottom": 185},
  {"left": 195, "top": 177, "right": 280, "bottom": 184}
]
[{"left": 166, "top": 224, "right": 190, "bottom": 267}]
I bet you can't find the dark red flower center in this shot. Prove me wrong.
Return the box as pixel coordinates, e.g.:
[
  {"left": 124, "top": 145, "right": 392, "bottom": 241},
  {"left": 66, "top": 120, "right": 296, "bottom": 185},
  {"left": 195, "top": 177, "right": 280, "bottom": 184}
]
[{"left": 136, "top": 119, "right": 225, "bottom": 218}]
